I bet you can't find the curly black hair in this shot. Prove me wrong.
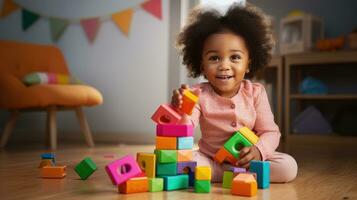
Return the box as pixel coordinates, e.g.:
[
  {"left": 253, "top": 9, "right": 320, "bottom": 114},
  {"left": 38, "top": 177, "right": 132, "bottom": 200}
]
[{"left": 176, "top": 3, "right": 275, "bottom": 78}]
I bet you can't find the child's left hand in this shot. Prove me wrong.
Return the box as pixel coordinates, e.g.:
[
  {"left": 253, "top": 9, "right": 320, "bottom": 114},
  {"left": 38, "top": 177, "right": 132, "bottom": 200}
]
[{"left": 236, "top": 146, "right": 262, "bottom": 168}]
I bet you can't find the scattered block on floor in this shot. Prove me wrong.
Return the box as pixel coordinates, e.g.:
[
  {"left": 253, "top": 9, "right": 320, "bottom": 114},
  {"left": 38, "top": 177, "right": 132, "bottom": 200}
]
[
  {"left": 238, "top": 127, "right": 259, "bottom": 144},
  {"left": 177, "top": 150, "right": 193, "bottom": 162},
  {"left": 155, "top": 150, "right": 177, "bottom": 163},
  {"left": 151, "top": 104, "right": 182, "bottom": 124},
  {"left": 136, "top": 152, "right": 156, "bottom": 178},
  {"left": 222, "top": 171, "right": 234, "bottom": 189},
  {"left": 156, "top": 124, "right": 193, "bottom": 137},
  {"left": 149, "top": 178, "right": 164, "bottom": 192},
  {"left": 41, "top": 166, "right": 66, "bottom": 178},
  {"left": 38, "top": 159, "right": 54, "bottom": 168},
  {"left": 231, "top": 173, "right": 257, "bottom": 196},
  {"left": 223, "top": 132, "right": 252, "bottom": 158},
  {"left": 41, "top": 153, "right": 55, "bottom": 163},
  {"left": 105, "top": 155, "right": 142, "bottom": 185},
  {"left": 195, "top": 166, "right": 211, "bottom": 180},
  {"left": 177, "top": 137, "right": 194, "bottom": 150},
  {"left": 156, "top": 136, "right": 177, "bottom": 150},
  {"left": 118, "top": 177, "right": 148, "bottom": 194},
  {"left": 250, "top": 160, "right": 270, "bottom": 189},
  {"left": 180, "top": 90, "right": 199, "bottom": 115},
  {"left": 156, "top": 162, "right": 177, "bottom": 176},
  {"left": 177, "top": 161, "right": 197, "bottom": 174},
  {"left": 161, "top": 174, "right": 189, "bottom": 191},
  {"left": 74, "top": 157, "right": 97, "bottom": 180},
  {"left": 214, "top": 147, "right": 237, "bottom": 164},
  {"left": 194, "top": 179, "right": 211, "bottom": 193}
]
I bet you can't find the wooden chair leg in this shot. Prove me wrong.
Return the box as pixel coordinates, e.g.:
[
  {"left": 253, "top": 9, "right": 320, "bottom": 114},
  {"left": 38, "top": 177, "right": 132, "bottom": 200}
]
[
  {"left": 47, "top": 106, "right": 57, "bottom": 150},
  {"left": 75, "top": 107, "right": 94, "bottom": 147},
  {"left": 0, "top": 111, "right": 19, "bottom": 148}
]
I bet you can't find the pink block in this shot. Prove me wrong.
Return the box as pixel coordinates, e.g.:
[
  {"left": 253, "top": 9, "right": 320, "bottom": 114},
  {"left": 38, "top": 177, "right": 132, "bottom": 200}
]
[
  {"left": 156, "top": 124, "right": 193, "bottom": 137},
  {"left": 105, "top": 155, "right": 142, "bottom": 185},
  {"left": 151, "top": 104, "right": 182, "bottom": 124}
]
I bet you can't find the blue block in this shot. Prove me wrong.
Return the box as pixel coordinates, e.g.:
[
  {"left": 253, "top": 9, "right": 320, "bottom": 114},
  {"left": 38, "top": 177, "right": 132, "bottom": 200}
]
[
  {"left": 161, "top": 174, "right": 189, "bottom": 191},
  {"left": 250, "top": 160, "right": 270, "bottom": 189},
  {"left": 177, "top": 137, "right": 194, "bottom": 149},
  {"left": 41, "top": 153, "right": 55, "bottom": 163}
]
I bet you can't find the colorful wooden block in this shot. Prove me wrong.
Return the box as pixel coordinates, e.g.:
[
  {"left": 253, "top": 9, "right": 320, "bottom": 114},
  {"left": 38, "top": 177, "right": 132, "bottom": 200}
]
[
  {"left": 149, "top": 178, "right": 164, "bottom": 192},
  {"left": 231, "top": 173, "right": 257, "bottom": 196},
  {"left": 41, "top": 153, "right": 55, "bottom": 163},
  {"left": 194, "top": 179, "right": 211, "bottom": 193},
  {"left": 180, "top": 90, "right": 199, "bottom": 115},
  {"left": 229, "top": 166, "right": 247, "bottom": 174},
  {"left": 222, "top": 171, "right": 234, "bottom": 189},
  {"left": 154, "top": 150, "right": 177, "bottom": 163},
  {"left": 41, "top": 166, "right": 66, "bottom": 178},
  {"left": 156, "top": 124, "right": 193, "bottom": 137},
  {"left": 177, "top": 161, "right": 197, "bottom": 174},
  {"left": 74, "top": 157, "right": 97, "bottom": 180},
  {"left": 177, "top": 150, "right": 193, "bottom": 162},
  {"left": 239, "top": 127, "right": 259, "bottom": 144},
  {"left": 118, "top": 177, "right": 148, "bottom": 194},
  {"left": 224, "top": 132, "right": 252, "bottom": 158},
  {"left": 156, "top": 136, "right": 177, "bottom": 150},
  {"left": 38, "top": 159, "right": 54, "bottom": 168},
  {"left": 161, "top": 174, "right": 189, "bottom": 191},
  {"left": 105, "top": 155, "right": 142, "bottom": 185},
  {"left": 136, "top": 152, "right": 156, "bottom": 178},
  {"left": 214, "top": 147, "right": 237, "bottom": 164},
  {"left": 195, "top": 166, "right": 211, "bottom": 180},
  {"left": 177, "top": 137, "right": 194, "bottom": 149},
  {"left": 156, "top": 162, "right": 177, "bottom": 176},
  {"left": 188, "top": 172, "right": 195, "bottom": 187},
  {"left": 151, "top": 104, "right": 182, "bottom": 124},
  {"left": 250, "top": 160, "right": 270, "bottom": 189}
]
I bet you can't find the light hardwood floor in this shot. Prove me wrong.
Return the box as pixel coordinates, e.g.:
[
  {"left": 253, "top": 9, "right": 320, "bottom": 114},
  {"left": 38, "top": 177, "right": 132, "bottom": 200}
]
[{"left": 0, "top": 142, "right": 356, "bottom": 200}]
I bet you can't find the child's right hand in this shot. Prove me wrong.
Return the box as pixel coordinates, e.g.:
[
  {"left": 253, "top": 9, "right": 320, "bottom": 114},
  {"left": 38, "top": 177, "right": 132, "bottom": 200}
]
[{"left": 171, "top": 84, "right": 190, "bottom": 109}]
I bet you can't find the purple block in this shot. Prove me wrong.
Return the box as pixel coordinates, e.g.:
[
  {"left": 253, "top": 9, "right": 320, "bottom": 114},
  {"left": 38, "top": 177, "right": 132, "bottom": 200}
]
[
  {"left": 156, "top": 124, "right": 193, "bottom": 137},
  {"left": 229, "top": 166, "right": 246, "bottom": 174},
  {"left": 177, "top": 161, "right": 197, "bottom": 174}
]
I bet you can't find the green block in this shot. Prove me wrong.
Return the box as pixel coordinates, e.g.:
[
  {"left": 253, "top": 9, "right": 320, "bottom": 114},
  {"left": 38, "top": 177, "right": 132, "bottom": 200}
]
[
  {"left": 194, "top": 180, "right": 211, "bottom": 193},
  {"left": 149, "top": 178, "right": 164, "bottom": 192},
  {"left": 222, "top": 171, "right": 233, "bottom": 189},
  {"left": 224, "top": 132, "right": 252, "bottom": 158},
  {"left": 74, "top": 157, "right": 97, "bottom": 180},
  {"left": 155, "top": 149, "right": 177, "bottom": 163},
  {"left": 156, "top": 162, "right": 177, "bottom": 176},
  {"left": 161, "top": 174, "right": 189, "bottom": 191}
]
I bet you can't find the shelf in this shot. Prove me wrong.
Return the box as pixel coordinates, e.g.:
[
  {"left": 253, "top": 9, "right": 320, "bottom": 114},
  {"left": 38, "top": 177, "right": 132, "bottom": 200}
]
[
  {"left": 290, "top": 94, "right": 357, "bottom": 100},
  {"left": 285, "top": 50, "right": 357, "bottom": 65},
  {"left": 285, "top": 134, "right": 357, "bottom": 145}
]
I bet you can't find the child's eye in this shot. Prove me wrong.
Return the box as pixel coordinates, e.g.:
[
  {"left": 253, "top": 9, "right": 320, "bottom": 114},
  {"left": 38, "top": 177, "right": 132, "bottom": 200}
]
[
  {"left": 231, "top": 54, "right": 241, "bottom": 62},
  {"left": 208, "top": 56, "right": 220, "bottom": 62}
]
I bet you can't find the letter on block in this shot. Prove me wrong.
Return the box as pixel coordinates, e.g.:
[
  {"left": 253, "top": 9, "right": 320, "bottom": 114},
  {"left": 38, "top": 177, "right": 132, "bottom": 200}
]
[
  {"left": 177, "top": 150, "right": 193, "bottom": 162},
  {"left": 105, "top": 155, "right": 142, "bottom": 185},
  {"left": 231, "top": 173, "right": 257, "bottom": 196},
  {"left": 177, "top": 161, "right": 197, "bottom": 174},
  {"left": 154, "top": 150, "right": 177, "bottom": 163},
  {"left": 177, "top": 137, "right": 194, "bottom": 150},
  {"left": 136, "top": 152, "right": 156, "bottom": 178},
  {"left": 41, "top": 166, "right": 66, "bottom": 178},
  {"left": 224, "top": 132, "right": 252, "bottom": 158},
  {"left": 162, "top": 174, "right": 189, "bottom": 191},
  {"left": 180, "top": 90, "right": 199, "bottom": 115},
  {"left": 151, "top": 104, "right": 182, "bottom": 124},
  {"left": 156, "top": 162, "right": 177, "bottom": 176},
  {"left": 239, "top": 127, "right": 259, "bottom": 144},
  {"left": 74, "top": 157, "right": 97, "bottom": 180},
  {"left": 214, "top": 147, "right": 237, "bottom": 164},
  {"left": 149, "top": 178, "right": 164, "bottom": 192},
  {"left": 194, "top": 180, "right": 211, "bottom": 193},
  {"left": 156, "top": 136, "right": 177, "bottom": 150},
  {"left": 249, "top": 160, "right": 270, "bottom": 189},
  {"left": 118, "top": 177, "right": 148, "bottom": 194},
  {"left": 156, "top": 124, "right": 193, "bottom": 137},
  {"left": 195, "top": 166, "right": 211, "bottom": 180}
]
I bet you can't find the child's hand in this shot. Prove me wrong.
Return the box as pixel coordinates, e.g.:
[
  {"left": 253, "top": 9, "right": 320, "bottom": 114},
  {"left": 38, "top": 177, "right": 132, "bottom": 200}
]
[
  {"left": 171, "top": 84, "right": 200, "bottom": 109},
  {"left": 236, "top": 146, "right": 262, "bottom": 168}
]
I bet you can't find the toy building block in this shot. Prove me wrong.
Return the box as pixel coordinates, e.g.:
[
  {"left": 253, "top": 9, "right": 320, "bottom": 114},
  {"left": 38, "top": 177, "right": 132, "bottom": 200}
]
[
  {"left": 156, "top": 124, "right": 193, "bottom": 137},
  {"left": 161, "top": 174, "right": 189, "bottom": 191},
  {"left": 195, "top": 166, "right": 211, "bottom": 180},
  {"left": 238, "top": 127, "right": 259, "bottom": 144},
  {"left": 151, "top": 104, "right": 182, "bottom": 124},
  {"left": 194, "top": 180, "right": 211, "bottom": 193},
  {"left": 222, "top": 171, "right": 234, "bottom": 189},
  {"left": 41, "top": 153, "right": 55, "bottom": 163},
  {"left": 154, "top": 150, "right": 177, "bottom": 163},
  {"left": 38, "top": 159, "right": 54, "bottom": 168},
  {"left": 229, "top": 166, "right": 247, "bottom": 174},
  {"left": 177, "top": 161, "right": 197, "bottom": 174},
  {"left": 156, "top": 162, "right": 177, "bottom": 176},
  {"left": 224, "top": 132, "right": 252, "bottom": 158},
  {"left": 214, "top": 147, "right": 237, "bottom": 165},
  {"left": 149, "top": 178, "right": 164, "bottom": 192},
  {"left": 180, "top": 90, "right": 199, "bottom": 115},
  {"left": 118, "top": 177, "right": 148, "bottom": 194},
  {"left": 177, "top": 137, "right": 194, "bottom": 150},
  {"left": 177, "top": 150, "right": 193, "bottom": 162},
  {"left": 188, "top": 172, "right": 195, "bottom": 187},
  {"left": 250, "top": 160, "right": 270, "bottom": 189},
  {"left": 136, "top": 152, "right": 156, "bottom": 178},
  {"left": 74, "top": 157, "right": 97, "bottom": 180},
  {"left": 105, "top": 155, "right": 142, "bottom": 185},
  {"left": 156, "top": 136, "right": 177, "bottom": 150},
  {"left": 231, "top": 173, "right": 257, "bottom": 196},
  {"left": 41, "top": 166, "right": 66, "bottom": 178}
]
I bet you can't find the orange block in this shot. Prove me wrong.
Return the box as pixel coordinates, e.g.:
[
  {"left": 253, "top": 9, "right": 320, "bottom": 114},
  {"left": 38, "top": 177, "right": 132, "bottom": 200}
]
[
  {"left": 177, "top": 150, "right": 193, "bottom": 162},
  {"left": 118, "top": 177, "right": 149, "bottom": 194},
  {"left": 41, "top": 166, "right": 66, "bottom": 178},
  {"left": 181, "top": 90, "right": 199, "bottom": 115},
  {"left": 231, "top": 173, "right": 257, "bottom": 196},
  {"left": 38, "top": 159, "right": 53, "bottom": 168},
  {"left": 156, "top": 136, "right": 177, "bottom": 150},
  {"left": 214, "top": 147, "right": 237, "bottom": 165}
]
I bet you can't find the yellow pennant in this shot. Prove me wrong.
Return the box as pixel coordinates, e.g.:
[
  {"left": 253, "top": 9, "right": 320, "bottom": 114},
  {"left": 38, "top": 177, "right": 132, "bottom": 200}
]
[{"left": 111, "top": 8, "right": 134, "bottom": 36}]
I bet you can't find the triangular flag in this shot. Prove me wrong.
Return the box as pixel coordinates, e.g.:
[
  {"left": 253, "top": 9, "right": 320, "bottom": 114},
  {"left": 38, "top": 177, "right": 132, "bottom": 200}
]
[
  {"left": 80, "top": 18, "right": 100, "bottom": 43},
  {"left": 111, "top": 9, "right": 134, "bottom": 36},
  {"left": 0, "top": 0, "right": 19, "bottom": 17},
  {"left": 22, "top": 9, "right": 40, "bottom": 31},
  {"left": 141, "top": 0, "right": 162, "bottom": 20},
  {"left": 49, "top": 18, "right": 69, "bottom": 42}
]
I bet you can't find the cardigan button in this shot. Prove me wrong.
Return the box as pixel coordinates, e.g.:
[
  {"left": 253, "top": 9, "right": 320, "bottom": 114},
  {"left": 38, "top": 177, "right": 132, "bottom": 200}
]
[
  {"left": 231, "top": 104, "right": 235, "bottom": 109},
  {"left": 231, "top": 122, "right": 237, "bottom": 127}
]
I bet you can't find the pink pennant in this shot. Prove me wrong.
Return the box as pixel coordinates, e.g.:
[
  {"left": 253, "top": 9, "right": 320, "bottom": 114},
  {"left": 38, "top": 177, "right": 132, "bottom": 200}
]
[
  {"left": 80, "top": 18, "right": 101, "bottom": 43},
  {"left": 141, "top": 0, "right": 162, "bottom": 20}
]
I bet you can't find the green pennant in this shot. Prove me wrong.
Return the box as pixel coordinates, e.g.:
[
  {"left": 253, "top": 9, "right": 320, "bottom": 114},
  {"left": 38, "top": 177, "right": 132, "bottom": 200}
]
[
  {"left": 22, "top": 9, "right": 40, "bottom": 31},
  {"left": 49, "top": 18, "right": 69, "bottom": 42}
]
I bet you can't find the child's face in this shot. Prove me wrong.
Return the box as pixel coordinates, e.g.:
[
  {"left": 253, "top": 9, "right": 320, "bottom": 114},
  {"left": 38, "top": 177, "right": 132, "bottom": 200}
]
[{"left": 201, "top": 31, "right": 250, "bottom": 98}]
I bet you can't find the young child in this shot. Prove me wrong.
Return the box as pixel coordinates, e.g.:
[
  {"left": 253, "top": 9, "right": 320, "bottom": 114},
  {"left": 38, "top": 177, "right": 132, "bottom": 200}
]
[{"left": 171, "top": 3, "right": 298, "bottom": 183}]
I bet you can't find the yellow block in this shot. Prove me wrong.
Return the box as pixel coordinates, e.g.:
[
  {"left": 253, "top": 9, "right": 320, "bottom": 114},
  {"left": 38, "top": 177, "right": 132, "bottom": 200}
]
[
  {"left": 195, "top": 166, "right": 211, "bottom": 180},
  {"left": 239, "top": 127, "right": 259, "bottom": 144},
  {"left": 136, "top": 152, "right": 156, "bottom": 178}
]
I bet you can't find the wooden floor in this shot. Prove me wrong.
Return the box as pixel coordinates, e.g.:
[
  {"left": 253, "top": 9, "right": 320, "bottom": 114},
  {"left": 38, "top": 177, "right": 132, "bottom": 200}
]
[{"left": 1, "top": 142, "right": 356, "bottom": 200}]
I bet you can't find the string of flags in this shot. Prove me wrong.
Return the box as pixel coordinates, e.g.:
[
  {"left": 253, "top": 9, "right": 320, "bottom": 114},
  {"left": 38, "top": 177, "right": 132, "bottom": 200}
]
[{"left": 0, "top": 0, "right": 162, "bottom": 43}]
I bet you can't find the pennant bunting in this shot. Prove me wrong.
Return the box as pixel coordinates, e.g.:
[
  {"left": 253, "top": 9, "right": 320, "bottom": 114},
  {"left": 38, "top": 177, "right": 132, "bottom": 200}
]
[
  {"left": 141, "top": 0, "right": 162, "bottom": 20},
  {"left": 80, "top": 18, "right": 101, "bottom": 43},
  {"left": 22, "top": 9, "right": 40, "bottom": 31},
  {"left": 0, "top": 0, "right": 19, "bottom": 17},
  {"left": 49, "top": 18, "right": 69, "bottom": 42},
  {"left": 111, "top": 8, "right": 134, "bottom": 36}
]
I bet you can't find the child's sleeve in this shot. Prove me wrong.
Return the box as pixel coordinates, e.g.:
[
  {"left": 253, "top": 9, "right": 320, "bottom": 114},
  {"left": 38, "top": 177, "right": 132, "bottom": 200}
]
[{"left": 252, "top": 84, "right": 281, "bottom": 161}]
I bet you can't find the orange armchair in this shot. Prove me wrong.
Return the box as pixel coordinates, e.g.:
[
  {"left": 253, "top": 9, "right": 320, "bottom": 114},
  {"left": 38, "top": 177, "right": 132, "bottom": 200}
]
[{"left": 0, "top": 40, "right": 103, "bottom": 149}]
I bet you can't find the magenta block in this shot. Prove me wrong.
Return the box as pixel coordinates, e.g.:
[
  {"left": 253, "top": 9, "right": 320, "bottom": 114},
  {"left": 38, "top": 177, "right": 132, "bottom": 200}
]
[
  {"left": 177, "top": 161, "right": 197, "bottom": 174},
  {"left": 156, "top": 124, "right": 193, "bottom": 137},
  {"left": 151, "top": 104, "right": 182, "bottom": 125},
  {"left": 105, "top": 155, "right": 142, "bottom": 185}
]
